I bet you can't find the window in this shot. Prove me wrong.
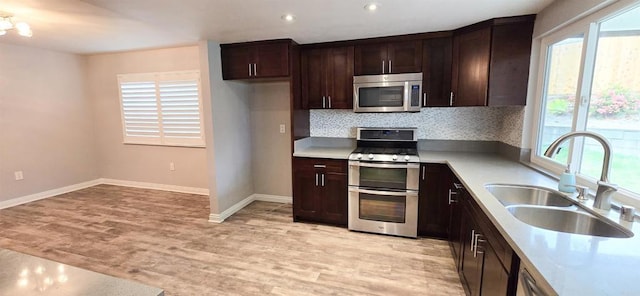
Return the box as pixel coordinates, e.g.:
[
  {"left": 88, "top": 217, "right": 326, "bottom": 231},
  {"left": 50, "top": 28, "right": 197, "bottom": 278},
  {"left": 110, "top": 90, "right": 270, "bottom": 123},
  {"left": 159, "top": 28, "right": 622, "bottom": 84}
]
[
  {"left": 117, "top": 71, "right": 205, "bottom": 147},
  {"left": 533, "top": 3, "right": 640, "bottom": 198}
]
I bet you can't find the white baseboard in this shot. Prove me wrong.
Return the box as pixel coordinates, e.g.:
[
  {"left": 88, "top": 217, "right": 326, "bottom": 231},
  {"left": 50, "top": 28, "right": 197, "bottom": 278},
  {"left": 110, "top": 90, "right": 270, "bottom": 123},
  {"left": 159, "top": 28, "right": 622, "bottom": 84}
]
[
  {"left": 99, "top": 178, "right": 209, "bottom": 195},
  {"left": 0, "top": 179, "right": 102, "bottom": 210},
  {"left": 208, "top": 194, "right": 255, "bottom": 223},
  {"left": 253, "top": 194, "right": 292, "bottom": 204},
  {"left": 1, "top": 178, "right": 288, "bottom": 226},
  {"left": 208, "top": 193, "right": 292, "bottom": 223}
]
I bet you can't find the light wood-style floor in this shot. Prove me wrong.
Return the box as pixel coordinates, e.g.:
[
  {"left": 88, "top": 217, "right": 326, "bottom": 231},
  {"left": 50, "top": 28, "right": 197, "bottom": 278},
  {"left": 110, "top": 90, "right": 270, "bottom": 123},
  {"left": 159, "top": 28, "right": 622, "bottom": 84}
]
[{"left": 0, "top": 185, "right": 464, "bottom": 295}]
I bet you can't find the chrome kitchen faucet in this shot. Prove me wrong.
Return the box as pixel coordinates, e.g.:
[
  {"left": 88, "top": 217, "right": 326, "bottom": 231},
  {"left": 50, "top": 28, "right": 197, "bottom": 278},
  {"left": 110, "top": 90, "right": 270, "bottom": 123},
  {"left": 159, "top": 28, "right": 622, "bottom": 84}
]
[{"left": 543, "top": 131, "right": 618, "bottom": 210}]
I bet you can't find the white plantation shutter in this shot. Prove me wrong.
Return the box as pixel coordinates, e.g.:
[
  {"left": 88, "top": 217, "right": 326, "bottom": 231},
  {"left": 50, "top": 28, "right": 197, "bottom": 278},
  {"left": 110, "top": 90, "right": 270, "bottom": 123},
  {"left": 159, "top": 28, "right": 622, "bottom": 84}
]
[
  {"left": 120, "top": 81, "right": 160, "bottom": 140},
  {"left": 117, "top": 71, "right": 205, "bottom": 147}
]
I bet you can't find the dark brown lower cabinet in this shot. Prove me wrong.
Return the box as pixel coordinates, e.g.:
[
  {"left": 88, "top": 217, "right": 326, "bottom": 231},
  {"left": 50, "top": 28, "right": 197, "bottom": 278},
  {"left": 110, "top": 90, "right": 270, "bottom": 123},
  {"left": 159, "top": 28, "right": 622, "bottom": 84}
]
[
  {"left": 418, "top": 164, "right": 452, "bottom": 238},
  {"left": 448, "top": 172, "right": 519, "bottom": 296},
  {"left": 292, "top": 157, "right": 348, "bottom": 226}
]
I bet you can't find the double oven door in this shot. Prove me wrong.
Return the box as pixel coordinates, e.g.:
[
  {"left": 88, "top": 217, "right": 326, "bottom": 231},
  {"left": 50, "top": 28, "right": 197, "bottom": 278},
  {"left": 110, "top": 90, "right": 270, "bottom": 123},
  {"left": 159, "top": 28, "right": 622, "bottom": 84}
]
[{"left": 348, "top": 161, "right": 419, "bottom": 238}]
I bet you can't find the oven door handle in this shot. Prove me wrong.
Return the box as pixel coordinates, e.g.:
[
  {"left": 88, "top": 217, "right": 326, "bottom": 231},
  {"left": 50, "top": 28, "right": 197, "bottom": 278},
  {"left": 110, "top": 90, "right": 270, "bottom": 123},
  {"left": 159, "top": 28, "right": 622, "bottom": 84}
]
[
  {"left": 349, "top": 161, "right": 419, "bottom": 170},
  {"left": 349, "top": 187, "right": 418, "bottom": 197}
]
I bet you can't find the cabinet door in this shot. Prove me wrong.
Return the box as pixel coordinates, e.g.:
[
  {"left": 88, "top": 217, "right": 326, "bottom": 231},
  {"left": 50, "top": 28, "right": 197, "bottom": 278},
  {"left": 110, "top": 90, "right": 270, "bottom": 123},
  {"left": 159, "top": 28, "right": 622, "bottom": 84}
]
[
  {"left": 326, "top": 46, "right": 354, "bottom": 109},
  {"left": 487, "top": 21, "right": 534, "bottom": 106},
  {"left": 452, "top": 27, "right": 491, "bottom": 106},
  {"left": 418, "top": 164, "right": 451, "bottom": 238},
  {"left": 254, "top": 42, "right": 290, "bottom": 78},
  {"left": 302, "top": 48, "right": 327, "bottom": 109},
  {"left": 461, "top": 207, "right": 483, "bottom": 296},
  {"left": 354, "top": 43, "right": 388, "bottom": 75},
  {"left": 448, "top": 180, "right": 463, "bottom": 271},
  {"left": 320, "top": 172, "right": 348, "bottom": 225},
  {"left": 221, "top": 46, "right": 252, "bottom": 80},
  {"left": 293, "top": 159, "right": 320, "bottom": 221},
  {"left": 387, "top": 40, "right": 423, "bottom": 74},
  {"left": 480, "top": 242, "right": 509, "bottom": 296},
  {"left": 422, "top": 37, "right": 453, "bottom": 107}
]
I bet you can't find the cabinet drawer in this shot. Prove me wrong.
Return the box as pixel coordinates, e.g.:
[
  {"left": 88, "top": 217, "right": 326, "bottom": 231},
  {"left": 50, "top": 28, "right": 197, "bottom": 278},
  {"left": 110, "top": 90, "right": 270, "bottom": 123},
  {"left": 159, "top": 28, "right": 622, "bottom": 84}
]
[{"left": 293, "top": 157, "right": 347, "bottom": 174}]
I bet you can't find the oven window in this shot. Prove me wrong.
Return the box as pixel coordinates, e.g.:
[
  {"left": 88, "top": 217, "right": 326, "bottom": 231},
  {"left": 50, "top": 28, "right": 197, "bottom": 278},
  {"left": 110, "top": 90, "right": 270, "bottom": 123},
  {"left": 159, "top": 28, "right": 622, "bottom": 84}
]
[
  {"left": 359, "top": 193, "right": 406, "bottom": 223},
  {"left": 358, "top": 86, "right": 404, "bottom": 107},
  {"left": 359, "top": 167, "right": 407, "bottom": 190}
]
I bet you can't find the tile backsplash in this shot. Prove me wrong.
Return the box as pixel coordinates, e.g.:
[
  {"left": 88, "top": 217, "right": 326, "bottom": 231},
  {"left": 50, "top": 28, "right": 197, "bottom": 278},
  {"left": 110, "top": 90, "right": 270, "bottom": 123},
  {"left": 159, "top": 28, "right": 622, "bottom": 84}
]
[{"left": 310, "top": 106, "right": 524, "bottom": 147}]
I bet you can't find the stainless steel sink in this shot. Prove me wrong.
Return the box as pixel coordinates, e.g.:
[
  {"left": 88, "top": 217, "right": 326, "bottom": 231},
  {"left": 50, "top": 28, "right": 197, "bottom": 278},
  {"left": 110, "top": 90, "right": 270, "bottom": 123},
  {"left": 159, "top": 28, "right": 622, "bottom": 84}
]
[
  {"left": 507, "top": 205, "right": 634, "bottom": 238},
  {"left": 485, "top": 184, "right": 575, "bottom": 207}
]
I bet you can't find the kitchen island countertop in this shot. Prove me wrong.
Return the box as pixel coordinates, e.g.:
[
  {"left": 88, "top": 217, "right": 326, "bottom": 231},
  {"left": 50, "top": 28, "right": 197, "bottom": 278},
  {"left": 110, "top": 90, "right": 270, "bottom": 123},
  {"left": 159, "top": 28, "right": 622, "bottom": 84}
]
[{"left": 0, "top": 248, "right": 164, "bottom": 296}]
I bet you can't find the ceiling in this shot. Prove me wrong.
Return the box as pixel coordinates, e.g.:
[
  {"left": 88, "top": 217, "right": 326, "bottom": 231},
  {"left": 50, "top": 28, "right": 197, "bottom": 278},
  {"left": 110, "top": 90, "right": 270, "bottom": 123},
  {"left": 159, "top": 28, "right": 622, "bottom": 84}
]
[{"left": 0, "top": 0, "right": 555, "bottom": 54}]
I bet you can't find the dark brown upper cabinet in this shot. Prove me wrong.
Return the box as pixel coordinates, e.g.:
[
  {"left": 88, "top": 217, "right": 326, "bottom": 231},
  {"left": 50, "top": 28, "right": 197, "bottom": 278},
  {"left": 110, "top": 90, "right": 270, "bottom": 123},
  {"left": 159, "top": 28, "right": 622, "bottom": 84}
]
[
  {"left": 422, "top": 37, "right": 453, "bottom": 107},
  {"left": 301, "top": 46, "right": 354, "bottom": 109},
  {"left": 451, "top": 15, "right": 535, "bottom": 106},
  {"left": 354, "top": 40, "right": 422, "bottom": 75},
  {"left": 221, "top": 39, "right": 293, "bottom": 80}
]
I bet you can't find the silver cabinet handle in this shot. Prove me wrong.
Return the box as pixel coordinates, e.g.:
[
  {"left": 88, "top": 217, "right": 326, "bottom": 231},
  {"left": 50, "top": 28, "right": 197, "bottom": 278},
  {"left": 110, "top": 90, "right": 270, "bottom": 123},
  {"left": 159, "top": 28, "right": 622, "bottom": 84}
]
[
  {"left": 421, "top": 166, "right": 425, "bottom": 180},
  {"left": 313, "top": 164, "right": 326, "bottom": 168},
  {"left": 321, "top": 173, "right": 325, "bottom": 187},
  {"left": 322, "top": 96, "right": 326, "bottom": 108},
  {"left": 423, "top": 93, "right": 427, "bottom": 107},
  {"left": 253, "top": 63, "right": 257, "bottom": 76},
  {"left": 474, "top": 235, "right": 485, "bottom": 258},
  {"left": 248, "top": 64, "right": 252, "bottom": 76},
  {"left": 449, "top": 92, "right": 454, "bottom": 106},
  {"left": 382, "top": 60, "right": 385, "bottom": 74},
  {"left": 448, "top": 189, "right": 458, "bottom": 205},
  {"left": 470, "top": 229, "right": 476, "bottom": 251},
  {"left": 328, "top": 96, "right": 331, "bottom": 109},
  {"left": 315, "top": 173, "right": 319, "bottom": 186},
  {"left": 389, "top": 60, "right": 392, "bottom": 73}
]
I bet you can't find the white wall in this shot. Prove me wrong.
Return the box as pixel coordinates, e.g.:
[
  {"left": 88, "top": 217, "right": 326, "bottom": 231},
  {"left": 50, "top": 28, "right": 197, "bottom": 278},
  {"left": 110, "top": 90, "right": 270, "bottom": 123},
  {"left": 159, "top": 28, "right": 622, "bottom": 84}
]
[
  {"left": 251, "top": 82, "right": 292, "bottom": 197},
  {"left": 0, "top": 43, "right": 98, "bottom": 202},
  {"left": 86, "top": 46, "right": 209, "bottom": 190},
  {"left": 206, "top": 41, "right": 254, "bottom": 213},
  {"left": 533, "top": 0, "right": 618, "bottom": 38}
]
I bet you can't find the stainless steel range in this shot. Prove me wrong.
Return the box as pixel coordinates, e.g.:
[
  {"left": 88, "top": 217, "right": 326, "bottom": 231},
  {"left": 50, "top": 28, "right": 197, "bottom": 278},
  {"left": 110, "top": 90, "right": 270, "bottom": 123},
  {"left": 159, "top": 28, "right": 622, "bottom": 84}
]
[{"left": 348, "top": 127, "right": 420, "bottom": 238}]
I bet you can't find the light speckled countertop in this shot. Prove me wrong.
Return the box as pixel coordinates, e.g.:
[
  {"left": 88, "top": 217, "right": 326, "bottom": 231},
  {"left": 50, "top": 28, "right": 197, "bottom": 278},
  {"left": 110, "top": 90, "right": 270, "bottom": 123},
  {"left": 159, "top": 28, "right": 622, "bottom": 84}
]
[
  {"left": 0, "top": 249, "right": 163, "bottom": 296},
  {"left": 294, "top": 142, "right": 640, "bottom": 295},
  {"left": 419, "top": 151, "right": 640, "bottom": 296}
]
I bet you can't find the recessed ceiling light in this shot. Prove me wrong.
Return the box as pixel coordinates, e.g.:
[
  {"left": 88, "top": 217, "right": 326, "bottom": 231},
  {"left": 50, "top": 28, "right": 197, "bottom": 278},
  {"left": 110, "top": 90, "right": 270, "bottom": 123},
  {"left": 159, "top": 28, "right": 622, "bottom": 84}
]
[
  {"left": 364, "top": 3, "right": 379, "bottom": 11},
  {"left": 281, "top": 14, "right": 295, "bottom": 22}
]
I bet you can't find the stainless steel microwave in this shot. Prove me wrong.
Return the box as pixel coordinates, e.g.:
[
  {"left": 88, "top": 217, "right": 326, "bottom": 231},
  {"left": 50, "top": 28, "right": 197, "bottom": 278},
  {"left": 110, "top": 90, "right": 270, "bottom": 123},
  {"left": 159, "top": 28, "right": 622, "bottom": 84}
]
[{"left": 353, "top": 73, "right": 422, "bottom": 113}]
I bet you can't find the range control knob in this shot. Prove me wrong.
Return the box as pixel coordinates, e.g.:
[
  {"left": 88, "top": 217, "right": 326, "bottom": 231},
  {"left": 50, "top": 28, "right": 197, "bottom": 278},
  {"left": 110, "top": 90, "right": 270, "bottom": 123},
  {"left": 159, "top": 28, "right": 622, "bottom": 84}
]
[
  {"left": 392, "top": 155, "right": 398, "bottom": 161},
  {"left": 368, "top": 154, "right": 374, "bottom": 159},
  {"left": 404, "top": 155, "right": 411, "bottom": 161},
  {"left": 357, "top": 153, "right": 363, "bottom": 159}
]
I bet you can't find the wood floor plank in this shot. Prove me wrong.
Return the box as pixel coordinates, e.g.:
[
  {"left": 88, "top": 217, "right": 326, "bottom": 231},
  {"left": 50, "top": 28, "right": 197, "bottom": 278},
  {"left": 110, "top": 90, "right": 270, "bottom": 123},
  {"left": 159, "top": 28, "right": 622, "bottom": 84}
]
[{"left": 0, "top": 184, "right": 464, "bottom": 295}]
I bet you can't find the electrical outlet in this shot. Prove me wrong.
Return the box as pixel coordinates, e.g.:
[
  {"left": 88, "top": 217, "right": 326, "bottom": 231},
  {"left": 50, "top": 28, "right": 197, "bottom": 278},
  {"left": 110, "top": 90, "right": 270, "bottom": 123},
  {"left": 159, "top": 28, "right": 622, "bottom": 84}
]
[
  {"left": 169, "top": 162, "right": 175, "bottom": 171},
  {"left": 14, "top": 171, "right": 24, "bottom": 181},
  {"left": 279, "top": 124, "right": 286, "bottom": 134}
]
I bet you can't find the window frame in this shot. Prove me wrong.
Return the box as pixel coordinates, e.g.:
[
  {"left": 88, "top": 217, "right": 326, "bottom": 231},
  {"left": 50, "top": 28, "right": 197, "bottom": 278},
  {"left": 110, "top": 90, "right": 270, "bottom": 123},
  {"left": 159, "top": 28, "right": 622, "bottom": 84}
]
[
  {"left": 117, "top": 70, "right": 206, "bottom": 148},
  {"left": 530, "top": 0, "right": 640, "bottom": 204}
]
